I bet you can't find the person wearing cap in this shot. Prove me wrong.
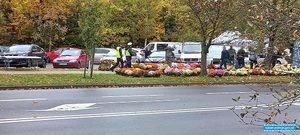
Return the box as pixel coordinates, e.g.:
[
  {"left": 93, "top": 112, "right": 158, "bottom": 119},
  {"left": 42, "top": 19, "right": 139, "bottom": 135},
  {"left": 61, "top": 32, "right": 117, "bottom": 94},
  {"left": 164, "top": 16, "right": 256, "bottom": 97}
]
[
  {"left": 125, "top": 42, "right": 136, "bottom": 68},
  {"left": 110, "top": 43, "right": 124, "bottom": 72}
]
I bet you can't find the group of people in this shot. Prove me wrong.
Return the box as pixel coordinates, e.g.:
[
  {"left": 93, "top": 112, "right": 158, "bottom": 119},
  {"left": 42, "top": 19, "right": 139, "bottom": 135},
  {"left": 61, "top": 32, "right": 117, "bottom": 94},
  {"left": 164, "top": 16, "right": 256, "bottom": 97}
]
[
  {"left": 109, "top": 42, "right": 136, "bottom": 72},
  {"left": 109, "top": 42, "right": 152, "bottom": 72},
  {"left": 219, "top": 45, "right": 257, "bottom": 70}
]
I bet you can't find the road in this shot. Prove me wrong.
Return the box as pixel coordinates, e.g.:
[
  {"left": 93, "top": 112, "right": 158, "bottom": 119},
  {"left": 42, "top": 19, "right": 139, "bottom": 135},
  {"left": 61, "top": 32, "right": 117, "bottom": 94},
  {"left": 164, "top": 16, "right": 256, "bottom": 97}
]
[{"left": 0, "top": 85, "right": 299, "bottom": 135}]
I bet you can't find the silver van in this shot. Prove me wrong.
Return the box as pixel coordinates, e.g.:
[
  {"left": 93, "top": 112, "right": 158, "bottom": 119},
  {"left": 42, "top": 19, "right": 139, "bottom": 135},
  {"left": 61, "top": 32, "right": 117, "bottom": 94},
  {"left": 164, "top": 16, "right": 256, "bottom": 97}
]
[{"left": 144, "top": 42, "right": 182, "bottom": 62}]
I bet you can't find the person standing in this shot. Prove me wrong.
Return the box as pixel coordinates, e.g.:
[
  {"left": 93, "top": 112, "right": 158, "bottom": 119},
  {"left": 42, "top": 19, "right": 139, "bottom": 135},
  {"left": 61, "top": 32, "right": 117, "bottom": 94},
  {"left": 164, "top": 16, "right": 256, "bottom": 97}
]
[
  {"left": 165, "top": 46, "right": 175, "bottom": 67},
  {"left": 249, "top": 47, "right": 257, "bottom": 69},
  {"left": 237, "top": 46, "right": 246, "bottom": 68},
  {"left": 110, "top": 44, "right": 124, "bottom": 72},
  {"left": 125, "top": 42, "right": 136, "bottom": 68},
  {"left": 228, "top": 45, "right": 236, "bottom": 65},
  {"left": 271, "top": 50, "right": 279, "bottom": 68},
  {"left": 219, "top": 46, "right": 230, "bottom": 69},
  {"left": 144, "top": 46, "right": 152, "bottom": 59}
]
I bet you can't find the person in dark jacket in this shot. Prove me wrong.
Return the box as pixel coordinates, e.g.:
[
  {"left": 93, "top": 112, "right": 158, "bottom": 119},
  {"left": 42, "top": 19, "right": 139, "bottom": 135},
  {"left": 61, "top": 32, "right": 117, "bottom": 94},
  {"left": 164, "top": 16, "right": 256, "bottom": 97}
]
[
  {"left": 219, "top": 46, "right": 230, "bottom": 69},
  {"left": 237, "top": 46, "right": 246, "bottom": 68},
  {"left": 249, "top": 47, "right": 257, "bottom": 69},
  {"left": 110, "top": 44, "right": 124, "bottom": 72},
  {"left": 144, "top": 46, "right": 152, "bottom": 59},
  {"left": 271, "top": 50, "right": 280, "bottom": 68},
  {"left": 124, "top": 42, "right": 136, "bottom": 68}
]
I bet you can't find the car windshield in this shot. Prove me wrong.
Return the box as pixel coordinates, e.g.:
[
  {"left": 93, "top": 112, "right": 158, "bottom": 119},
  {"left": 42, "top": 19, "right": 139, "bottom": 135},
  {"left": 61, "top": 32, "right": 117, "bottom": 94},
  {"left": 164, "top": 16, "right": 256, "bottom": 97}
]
[
  {"left": 95, "top": 48, "right": 110, "bottom": 54},
  {"left": 182, "top": 44, "right": 201, "bottom": 53},
  {"left": 104, "top": 51, "right": 116, "bottom": 57},
  {"left": 9, "top": 45, "right": 31, "bottom": 52},
  {"left": 54, "top": 48, "right": 63, "bottom": 53},
  {"left": 149, "top": 51, "right": 165, "bottom": 58},
  {"left": 60, "top": 50, "right": 81, "bottom": 56}
]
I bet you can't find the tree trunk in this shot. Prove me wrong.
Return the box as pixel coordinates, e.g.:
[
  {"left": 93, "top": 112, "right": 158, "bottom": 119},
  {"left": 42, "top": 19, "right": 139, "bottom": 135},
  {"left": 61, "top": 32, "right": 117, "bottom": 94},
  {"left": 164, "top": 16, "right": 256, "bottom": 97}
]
[
  {"left": 90, "top": 45, "right": 95, "bottom": 79},
  {"left": 200, "top": 43, "right": 208, "bottom": 76}
]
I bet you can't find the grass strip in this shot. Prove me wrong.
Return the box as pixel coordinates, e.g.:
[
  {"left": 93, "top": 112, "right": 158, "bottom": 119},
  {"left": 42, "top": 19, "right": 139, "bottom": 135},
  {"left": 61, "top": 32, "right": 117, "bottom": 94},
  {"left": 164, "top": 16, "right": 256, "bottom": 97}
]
[{"left": 0, "top": 74, "right": 297, "bottom": 87}]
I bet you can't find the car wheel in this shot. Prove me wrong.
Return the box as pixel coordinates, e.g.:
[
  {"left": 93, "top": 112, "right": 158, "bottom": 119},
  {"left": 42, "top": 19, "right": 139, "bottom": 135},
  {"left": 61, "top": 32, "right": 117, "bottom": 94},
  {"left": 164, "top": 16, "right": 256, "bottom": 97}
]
[
  {"left": 26, "top": 59, "right": 32, "bottom": 67},
  {"left": 77, "top": 62, "right": 81, "bottom": 69},
  {"left": 136, "top": 59, "right": 140, "bottom": 63},
  {"left": 277, "top": 60, "right": 281, "bottom": 64},
  {"left": 39, "top": 59, "right": 47, "bottom": 68}
]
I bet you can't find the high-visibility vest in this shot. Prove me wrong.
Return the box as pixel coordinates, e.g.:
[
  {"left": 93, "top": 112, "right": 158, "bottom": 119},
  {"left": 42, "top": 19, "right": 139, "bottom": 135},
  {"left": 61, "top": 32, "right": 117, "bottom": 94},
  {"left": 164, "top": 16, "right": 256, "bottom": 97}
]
[
  {"left": 116, "top": 47, "right": 121, "bottom": 58},
  {"left": 125, "top": 50, "right": 131, "bottom": 56}
]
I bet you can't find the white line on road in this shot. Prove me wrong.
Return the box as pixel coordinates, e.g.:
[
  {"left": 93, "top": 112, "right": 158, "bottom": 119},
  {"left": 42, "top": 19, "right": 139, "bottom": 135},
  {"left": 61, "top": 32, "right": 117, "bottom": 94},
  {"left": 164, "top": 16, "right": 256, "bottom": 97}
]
[
  {"left": 47, "top": 103, "right": 96, "bottom": 111},
  {"left": 0, "top": 106, "right": 246, "bottom": 124},
  {"left": 0, "top": 98, "right": 46, "bottom": 102},
  {"left": 206, "top": 92, "right": 252, "bottom": 95},
  {"left": 101, "top": 94, "right": 163, "bottom": 98},
  {"left": 96, "top": 99, "right": 179, "bottom": 105},
  {"left": 30, "top": 99, "right": 179, "bottom": 112}
]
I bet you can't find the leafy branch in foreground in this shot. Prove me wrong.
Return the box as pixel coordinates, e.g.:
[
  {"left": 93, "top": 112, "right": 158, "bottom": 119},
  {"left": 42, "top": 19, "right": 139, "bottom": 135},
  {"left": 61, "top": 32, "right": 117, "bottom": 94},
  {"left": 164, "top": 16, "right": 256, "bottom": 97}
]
[{"left": 231, "top": 78, "right": 300, "bottom": 134}]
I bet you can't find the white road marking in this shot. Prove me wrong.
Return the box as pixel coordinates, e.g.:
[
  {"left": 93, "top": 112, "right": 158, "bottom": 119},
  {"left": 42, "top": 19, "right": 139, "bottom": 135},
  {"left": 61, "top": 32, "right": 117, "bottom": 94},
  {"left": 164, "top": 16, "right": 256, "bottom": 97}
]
[
  {"left": 206, "top": 92, "right": 252, "bottom": 95},
  {"left": 47, "top": 103, "right": 96, "bottom": 111},
  {"left": 101, "top": 94, "right": 163, "bottom": 98},
  {"left": 31, "top": 99, "right": 179, "bottom": 112},
  {"left": 96, "top": 99, "right": 179, "bottom": 105},
  {"left": 0, "top": 98, "right": 46, "bottom": 102},
  {"left": 0, "top": 106, "right": 246, "bottom": 124}
]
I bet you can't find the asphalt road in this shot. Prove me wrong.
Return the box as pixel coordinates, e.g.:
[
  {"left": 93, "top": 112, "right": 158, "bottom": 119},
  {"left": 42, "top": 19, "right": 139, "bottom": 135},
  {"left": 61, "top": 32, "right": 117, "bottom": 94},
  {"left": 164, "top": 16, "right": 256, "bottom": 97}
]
[
  {"left": 0, "top": 85, "right": 299, "bottom": 135},
  {"left": 46, "top": 63, "right": 100, "bottom": 69}
]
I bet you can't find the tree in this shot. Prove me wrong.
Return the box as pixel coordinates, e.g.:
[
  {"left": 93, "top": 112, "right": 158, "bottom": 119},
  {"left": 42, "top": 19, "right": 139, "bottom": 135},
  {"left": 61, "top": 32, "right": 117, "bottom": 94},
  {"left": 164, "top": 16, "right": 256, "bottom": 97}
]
[
  {"left": 32, "top": 0, "right": 69, "bottom": 51},
  {"left": 242, "top": 0, "right": 300, "bottom": 69},
  {"left": 182, "top": 0, "right": 241, "bottom": 76},
  {"left": 231, "top": 79, "right": 300, "bottom": 133},
  {"left": 108, "top": 0, "right": 159, "bottom": 47},
  {"left": 78, "top": 0, "right": 105, "bottom": 78}
]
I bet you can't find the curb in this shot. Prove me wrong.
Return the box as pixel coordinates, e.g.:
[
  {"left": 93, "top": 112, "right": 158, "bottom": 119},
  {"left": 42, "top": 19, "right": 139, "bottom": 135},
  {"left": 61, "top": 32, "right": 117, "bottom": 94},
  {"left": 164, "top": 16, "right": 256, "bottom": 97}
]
[{"left": 0, "top": 81, "right": 290, "bottom": 90}]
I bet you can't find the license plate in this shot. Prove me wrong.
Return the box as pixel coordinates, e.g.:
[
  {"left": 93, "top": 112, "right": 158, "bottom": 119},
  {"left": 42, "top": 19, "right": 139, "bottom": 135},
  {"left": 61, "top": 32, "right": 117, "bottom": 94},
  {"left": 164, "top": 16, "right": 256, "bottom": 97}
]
[{"left": 59, "top": 62, "right": 67, "bottom": 65}]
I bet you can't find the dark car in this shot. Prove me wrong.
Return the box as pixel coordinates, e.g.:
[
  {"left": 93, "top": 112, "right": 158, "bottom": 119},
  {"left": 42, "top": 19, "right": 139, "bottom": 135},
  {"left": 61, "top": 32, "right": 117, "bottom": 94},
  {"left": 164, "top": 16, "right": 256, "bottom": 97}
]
[{"left": 0, "top": 44, "right": 47, "bottom": 68}]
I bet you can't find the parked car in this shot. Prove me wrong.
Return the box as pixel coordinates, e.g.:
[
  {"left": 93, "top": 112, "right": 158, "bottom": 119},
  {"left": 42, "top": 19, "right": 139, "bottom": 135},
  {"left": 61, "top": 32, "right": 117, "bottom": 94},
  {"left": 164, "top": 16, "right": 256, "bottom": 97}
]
[
  {"left": 245, "top": 54, "right": 288, "bottom": 65},
  {"left": 144, "top": 42, "right": 182, "bottom": 62},
  {"left": 132, "top": 48, "right": 146, "bottom": 63},
  {"left": 145, "top": 51, "right": 166, "bottom": 63},
  {"left": 47, "top": 47, "right": 79, "bottom": 62},
  {"left": 0, "top": 44, "right": 47, "bottom": 68},
  {"left": 99, "top": 49, "right": 140, "bottom": 63},
  {"left": 94, "top": 48, "right": 115, "bottom": 64},
  {"left": 52, "top": 49, "right": 89, "bottom": 68}
]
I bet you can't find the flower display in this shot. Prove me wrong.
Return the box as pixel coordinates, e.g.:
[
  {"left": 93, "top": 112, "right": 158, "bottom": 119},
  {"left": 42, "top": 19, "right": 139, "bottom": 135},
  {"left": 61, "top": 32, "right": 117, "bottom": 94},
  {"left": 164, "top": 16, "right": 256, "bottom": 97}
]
[
  {"left": 207, "top": 69, "right": 216, "bottom": 77},
  {"left": 98, "top": 60, "right": 116, "bottom": 71},
  {"left": 115, "top": 63, "right": 300, "bottom": 77},
  {"left": 215, "top": 69, "right": 225, "bottom": 77}
]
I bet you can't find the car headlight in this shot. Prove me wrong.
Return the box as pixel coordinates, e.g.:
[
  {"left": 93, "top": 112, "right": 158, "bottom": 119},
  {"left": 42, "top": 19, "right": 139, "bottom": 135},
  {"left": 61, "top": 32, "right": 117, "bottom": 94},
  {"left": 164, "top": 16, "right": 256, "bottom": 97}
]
[
  {"left": 69, "top": 59, "right": 77, "bottom": 62},
  {"left": 53, "top": 59, "right": 58, "bottom": 62}
]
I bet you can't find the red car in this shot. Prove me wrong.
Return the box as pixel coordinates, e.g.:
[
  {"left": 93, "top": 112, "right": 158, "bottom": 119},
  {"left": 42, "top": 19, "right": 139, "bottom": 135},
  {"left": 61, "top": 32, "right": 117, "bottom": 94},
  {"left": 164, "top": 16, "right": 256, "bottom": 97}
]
[
  {"left": 52, "top": 49, "right": 89, "bottom": 68},
  {"left": 47, "top": 47, "right": 79, "bottom": 62}
]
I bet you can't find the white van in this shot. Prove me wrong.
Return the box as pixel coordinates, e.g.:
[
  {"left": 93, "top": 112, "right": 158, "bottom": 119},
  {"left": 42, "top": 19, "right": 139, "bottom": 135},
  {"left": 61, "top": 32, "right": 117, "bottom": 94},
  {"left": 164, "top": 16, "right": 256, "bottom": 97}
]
[
  {"left": 207, "top": 45, "right": 241, "bottom": 63},
  {"left": 144, "top": 42, "right": 182, "bottom": 61}
]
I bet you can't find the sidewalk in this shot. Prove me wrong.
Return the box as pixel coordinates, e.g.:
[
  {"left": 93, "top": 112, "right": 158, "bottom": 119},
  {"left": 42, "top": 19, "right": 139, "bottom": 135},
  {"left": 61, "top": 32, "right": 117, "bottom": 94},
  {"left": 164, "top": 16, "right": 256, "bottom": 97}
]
[{"left": 0, "top": 68, "right": 114, "bottom": 74}]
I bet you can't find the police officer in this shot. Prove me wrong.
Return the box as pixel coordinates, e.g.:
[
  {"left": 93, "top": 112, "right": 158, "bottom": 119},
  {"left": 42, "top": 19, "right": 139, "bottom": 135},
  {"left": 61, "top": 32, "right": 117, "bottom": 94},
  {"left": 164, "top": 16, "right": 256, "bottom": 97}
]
[
  {"left": 110, "top": 44, "right": 124, "bottom": 71},
  {"left": 125, "top": 42, "right": 136, "bottom": 68}
]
